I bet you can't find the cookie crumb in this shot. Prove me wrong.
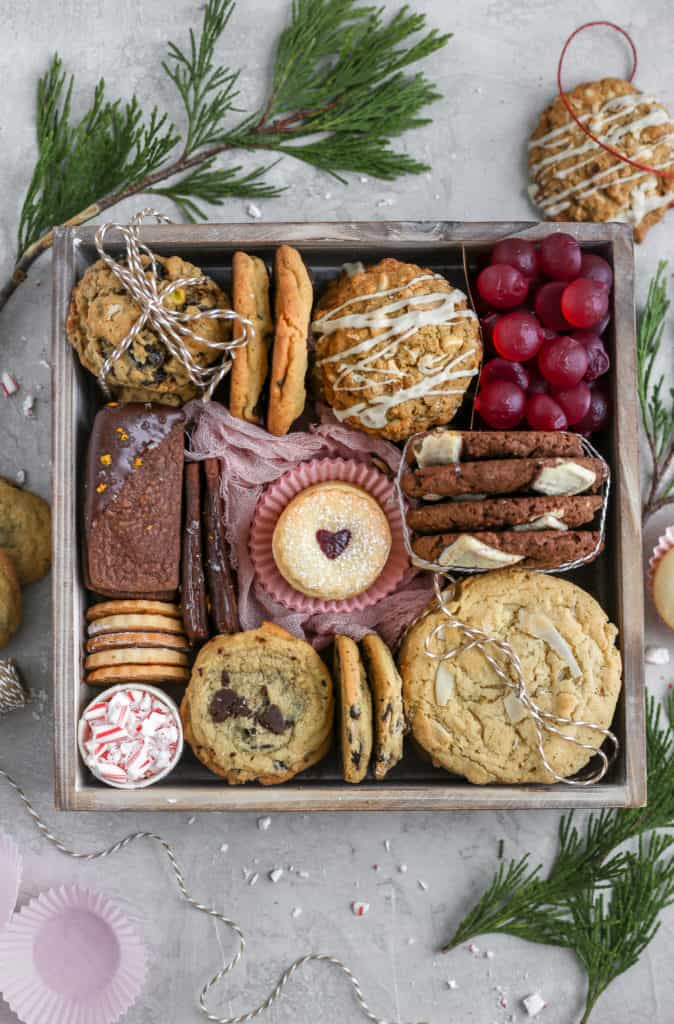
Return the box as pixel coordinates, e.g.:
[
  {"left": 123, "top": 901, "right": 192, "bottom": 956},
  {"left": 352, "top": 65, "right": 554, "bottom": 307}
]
[
  {"left": 257, "top": 816, "right": 272, "bottom": 831},
  {"left": 351, "top": 901, "right": 370, "bottom": 917},
  {"left": 523, "top": 993, "right": 546, "bottom": 1017},
  {"left": 269, "top": 867, "right": 284, "bottom": 883}
]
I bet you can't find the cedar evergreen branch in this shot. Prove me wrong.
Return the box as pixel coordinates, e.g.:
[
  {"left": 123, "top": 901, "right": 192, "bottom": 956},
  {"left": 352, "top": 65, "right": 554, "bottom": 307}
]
[
  {"left": 638, "top": 261, "right": 674, "bottom": 520},
  {"left": 442, "top": 694, "right": 674, "bottom": 1024},
  {"left": 1, "top": 0, "right": 450, "bottom": 310}
]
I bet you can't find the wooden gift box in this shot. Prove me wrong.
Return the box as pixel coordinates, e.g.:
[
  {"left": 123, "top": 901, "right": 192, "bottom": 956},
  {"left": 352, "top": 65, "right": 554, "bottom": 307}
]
[{"left": 52, "top": 221, "right": 645, "bottom": 811}]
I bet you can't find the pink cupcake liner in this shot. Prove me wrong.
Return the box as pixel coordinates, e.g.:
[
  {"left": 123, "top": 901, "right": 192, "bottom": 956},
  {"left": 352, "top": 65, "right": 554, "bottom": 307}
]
[
  {"left": 0, "top": 833, "right": 22, "bottom": 933},
  {"left": 0, "top": 884, "right": 147, "bottom": 1024},
  {"left": 648, "top": 526, "right": 674, "bottom": 627},
  {"left": 250, "top": 457, "right": 409, "bottom": 614}
]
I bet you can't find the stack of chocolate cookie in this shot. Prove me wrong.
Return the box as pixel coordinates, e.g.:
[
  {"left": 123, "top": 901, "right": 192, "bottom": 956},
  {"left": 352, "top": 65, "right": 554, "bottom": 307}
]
[
  {"left": 85, "top": 600, "right": 190, "bottom": 686},
  {"left": 402, "top": 430, "right": 606, "bottom": 570}
]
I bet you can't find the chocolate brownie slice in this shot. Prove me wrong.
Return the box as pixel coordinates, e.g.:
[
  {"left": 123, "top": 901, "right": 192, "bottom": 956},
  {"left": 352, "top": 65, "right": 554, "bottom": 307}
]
[
  {"left": 401, "top": 457, "right": 606, "bottom": 498},
  {"left": 407, "top": 495, "right": 604, "bottom": 533},
  {"left": 411, "top": 429, "right": 584, "bottom": 466},
  {"left": 412, "top": 530, "right": 601, "bottom": 569},
  {"left": 84, "top": 403, "right": 185, "bottom": 598}
]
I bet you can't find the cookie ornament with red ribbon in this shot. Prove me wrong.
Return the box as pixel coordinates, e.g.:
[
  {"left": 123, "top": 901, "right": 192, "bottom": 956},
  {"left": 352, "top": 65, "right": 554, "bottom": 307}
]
[{"left": 528, "top": 21, "right": 674, "bottom": 242}]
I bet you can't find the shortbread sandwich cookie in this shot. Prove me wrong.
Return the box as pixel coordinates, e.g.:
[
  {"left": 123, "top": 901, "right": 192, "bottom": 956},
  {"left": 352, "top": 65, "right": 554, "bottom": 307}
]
[
  {"left": 412, "top": 530, "right": 601, "bottom": 570},
  {"left": 86, "top": 631, "right": 190, "bottom": 653},
  {"left": 180, "top": 623, "right": 334, "bottom": 785},
  {"left": 402, "top": 456, "right": 606, "bottom": 499},
  {"left": 360, "top": 633, "right": 405, "bottom": 780},
  {"left": 88, "top": 613, "right": 187, "bottom": 636},
  {"left": 86, "top": 665, "right": 190, "bottom": 686},
  {"left": 408, "top": 495, "right": 604, "bottom": 534},
  {"left": 411, "top": 429, "right": 584, "bottom": 466},
  {"left": 267, "top": 246, "right": 313, "bottom": 436},
  {"left": 399, "top": 568, "right": 622, "bottom": 784},
  {"left": 230, "top": 252, "right": 273, "bottom": 424},
  {"left": 85, "top": 648, "right": 189, "bottom": 670},
  {"left": 86, "top": 600, "right": 182, "bottom": 621},
  {"left": 334, "top": 635, "right": 373, "bottom": 784}
]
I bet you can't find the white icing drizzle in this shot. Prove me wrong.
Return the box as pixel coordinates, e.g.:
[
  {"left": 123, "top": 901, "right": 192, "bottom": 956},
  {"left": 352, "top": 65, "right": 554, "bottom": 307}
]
[
  {"left": 529, "top": 89, "right": 674, "bottom": 224},
  {"left": 313, "top": 274, "right": 478, "bottom": 429}
]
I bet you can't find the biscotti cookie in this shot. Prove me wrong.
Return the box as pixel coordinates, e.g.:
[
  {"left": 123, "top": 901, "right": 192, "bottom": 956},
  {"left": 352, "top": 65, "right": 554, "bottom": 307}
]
[
  {"left": 402, "top": 457, "right": 606, "bottom": 499},
  {"left": 0, "top": 478, "right": 51, "bottom": 585},
  {"left": 411, "top": 429, "right": 584, "bottom": 466},
  {"left": 334, "top": 635, "right": 373, "bottom": 783},
  {"left": 230, "top": 252, "right": 273, "bottom": 424},
  {"left": 84, "top": 404, "right": 184, "bottom": 598},
  {"left": 0, "top": 549, "right": 21, "bottom": 649},
  {"left": 271, "top": 482, "right": 392, "bottom": 600},
  {"left": 67, "top": 255, "right": 231, "bottom": 404},
  {"left": 267, "top": 246, "right": 313, "bottom": 435},
  {"left": 412, "top": 530, "right": 601, "bottom": 570},
  {"left": 529, "top": 78, "right": 674, "bottom": 243},
  {"left": 408, "top": 495, "right": 604, "bottom": 533},
  {"left": 180, "top": 623, "right": 334, "bottom": 784},
  {"left": 360, "top": 633, "right": 405, "bottom": 780},
  {"left": 399, "top": 569, "right": 622, "bottom": 784},
  {"left": 313, "top": 259, "right": 482, "bottom": 441}
]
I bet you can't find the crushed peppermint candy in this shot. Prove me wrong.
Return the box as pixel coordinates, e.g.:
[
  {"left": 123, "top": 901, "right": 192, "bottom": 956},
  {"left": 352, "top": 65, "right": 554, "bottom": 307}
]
[
  {"left": 447, "top": 980, "right": 459, "bottom": 991},
  {"left": 417, "top": 879, "right": 429, "bottom": 891},
  {"left": 398, "top": 863, "right": 408, "bottom": 874},
  {"left": 269, "top": 867, "right": 284, "bottom": 883},
  {"left": 523, "top": 993, "right": 546, "bottom": 1017},
  {"left": 484, "top": 949, "right": 495, "bottom": 959},
  {"left": 467, "top": 942, "right": 481, "bottom": 957},
  {"left": 22, "top": 394, "right": 35, "bottom": 417},
  {"left": 79, "top": 686, "right": 181, "bottom": 787},
  {"left": 291, "top": 906, "right": 302, "bottom": 918},
  {"left": 645, "top": 646, "right": 670, "bottom": 665},
  {"left": 351, "top": 901, "right": 370, "bottom": 917},
  {"left": 1, "top": 372, "right": 19, "bottom": 396},
  {"left": 257, "top": 816, "right": 272, "bottom": 831},
  {"left": 245, "top": 202, "right": 262, "bottom": 219}
]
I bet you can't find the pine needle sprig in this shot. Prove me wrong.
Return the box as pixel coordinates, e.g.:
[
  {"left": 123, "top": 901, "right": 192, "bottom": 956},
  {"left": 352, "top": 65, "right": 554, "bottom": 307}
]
[
  {"left": 1, "top": 0, "right": 451, "bottom": 312},
  {"left": 637, "top": 261, "right": 674, "bottom": 520},
  {"left": 442, "top": 693, "right": 674, "bottom": 1023}
]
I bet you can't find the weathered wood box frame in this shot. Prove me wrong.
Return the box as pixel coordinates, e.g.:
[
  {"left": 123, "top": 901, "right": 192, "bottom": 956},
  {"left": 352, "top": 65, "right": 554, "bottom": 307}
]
[{"left": 52, "top": 221, "right": 645, "bottom": 811}]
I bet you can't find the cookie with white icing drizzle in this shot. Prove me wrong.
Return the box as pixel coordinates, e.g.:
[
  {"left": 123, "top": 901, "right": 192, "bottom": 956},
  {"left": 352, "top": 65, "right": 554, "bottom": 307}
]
[
  {"left": 312, "top": 258, "right": 481, "bottom": 441},
  {"left": 528, "top": 77, "right": 674, "bottom": 242}
]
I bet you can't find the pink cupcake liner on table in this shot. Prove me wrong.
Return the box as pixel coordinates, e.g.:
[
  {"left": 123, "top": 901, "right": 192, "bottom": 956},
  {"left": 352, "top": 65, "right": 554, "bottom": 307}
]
[
  {"left": 250, "top": 457, "right": 409, "bottom": 615},
  {"left": 0, "top": 832, "right": 22, "bottom": 933},
  {"left": 0, "top": 884, "right": 147, "bottom": 1024}
]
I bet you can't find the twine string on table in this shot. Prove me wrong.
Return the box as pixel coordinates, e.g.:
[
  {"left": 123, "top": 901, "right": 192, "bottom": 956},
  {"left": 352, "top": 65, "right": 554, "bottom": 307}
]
[
  {"left": 0, "top": 764, "right": 424, "bottom": 1024},
  {"left": 557, "top": 20, "right": 674, "bottom": 181},
  {"left": 396, "top": 433, "right": 618, "bottom": 786},
  {"left": 94, "top": 208, "right": 252, "bottom": 401},
  {"left": 0, "top": 661, "right": 29, "bottom": 716}
]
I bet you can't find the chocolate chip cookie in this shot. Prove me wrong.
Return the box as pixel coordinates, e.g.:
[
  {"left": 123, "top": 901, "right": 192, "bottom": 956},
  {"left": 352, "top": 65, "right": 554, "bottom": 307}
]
[
  {"left": 399, "top": 569, "right": 622, "bottom": 784},
  {"left": 0, "top": 549, "right": 21, "bottom": 649},
  {"left": 67, "top": 255, "right": 231, "bottom": 405},
  {"left": 360, "top": 633, "right": 405, "bottom": 780},
  {"left": 0, "top": 478, "right": 51, "bottom": 585},
  {"left": 180, "top": 622, "right": 334, "bottom": 784},
  {"left": 334, "top": 635, "right": 373, "bottom": 783}
]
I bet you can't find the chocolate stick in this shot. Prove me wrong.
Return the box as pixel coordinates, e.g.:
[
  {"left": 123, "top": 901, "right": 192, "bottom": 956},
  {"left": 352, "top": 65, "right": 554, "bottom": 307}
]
[
  {"left": 181, "top": 462, "right": 209, "bottom": 643},
  {"left": 203, "top": 458, "right": 240, "bottom": 634}
]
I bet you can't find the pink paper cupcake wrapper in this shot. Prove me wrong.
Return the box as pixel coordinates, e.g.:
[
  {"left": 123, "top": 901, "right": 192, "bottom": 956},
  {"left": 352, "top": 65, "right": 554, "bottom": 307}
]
[
  {"left": 250, "top": 457, "right": 409, "bottom": 614},
  {"left": 648, "top": 526, "right": 674, "bottom": 621},
  {"left": 0, "top": 833, "right": 22, "bottom": 934},
  {"left": 0, "top": 884, "right": 146, "bottom": 1024}
]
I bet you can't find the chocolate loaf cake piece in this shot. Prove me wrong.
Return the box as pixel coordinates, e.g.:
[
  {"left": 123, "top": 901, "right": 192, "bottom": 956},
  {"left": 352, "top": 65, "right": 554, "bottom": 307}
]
[{"left": 84, "top": 403, "right": 185, "bottom": 598}]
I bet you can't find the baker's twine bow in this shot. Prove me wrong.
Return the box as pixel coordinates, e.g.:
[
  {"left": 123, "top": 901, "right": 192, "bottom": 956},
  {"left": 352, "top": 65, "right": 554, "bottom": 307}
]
[
  {"left": 395, "top": 432, "right": 617, "bottom": 786},
  {"left": 95, "top": 208, "right": 252, "bottom": 401},
  {"left": 0, "top": 660, "right": 29, "bottom": 716}
]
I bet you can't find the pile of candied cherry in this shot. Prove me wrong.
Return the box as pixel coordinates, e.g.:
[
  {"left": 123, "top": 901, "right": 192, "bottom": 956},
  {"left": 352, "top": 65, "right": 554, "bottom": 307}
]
[{"left": 474, "top": 233, "right": 611, "bottom": 434}]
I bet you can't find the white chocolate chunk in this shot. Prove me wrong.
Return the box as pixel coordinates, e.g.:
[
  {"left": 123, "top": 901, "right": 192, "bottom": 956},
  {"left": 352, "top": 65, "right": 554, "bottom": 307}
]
[
  {"left": 434, "top": 662, "right": 456, "bottom": 705},
  {"left": 518, "top": 610, "right": 582, "bottom": 678},
  {"left": 342, "top": 261, "right": 365, "bottom": 277},
  {"left": 414, "top": 431, "right": 463, "bottom": 467},
  {"left": 512, "top": 513, "right": 568, "bottom": 532},
  {"left": 438, "top": 535, "right": 523, "bottom": 569},
  {"left": 533, "top": 461, "right": 596, "bottom": 496},
  {"left": 504, "top": 692, "right": 527, "bottom": 724},
  {"left": 423, "top": 493, "right": 444, "bottom": 502}
]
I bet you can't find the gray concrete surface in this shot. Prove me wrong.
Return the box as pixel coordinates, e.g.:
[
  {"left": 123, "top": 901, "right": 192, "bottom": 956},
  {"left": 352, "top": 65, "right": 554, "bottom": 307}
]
[{"left": 1, "top": 1, "right": 673, "bottom": 1022}]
